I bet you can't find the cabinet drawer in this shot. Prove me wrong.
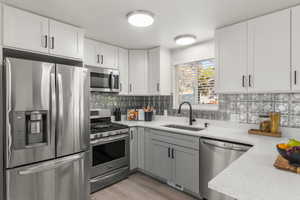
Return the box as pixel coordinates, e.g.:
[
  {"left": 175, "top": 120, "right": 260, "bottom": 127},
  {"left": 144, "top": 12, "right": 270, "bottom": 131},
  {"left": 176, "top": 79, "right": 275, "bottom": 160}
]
[{"left": 148, "top": 128, "right": 199, "bottom": 150}]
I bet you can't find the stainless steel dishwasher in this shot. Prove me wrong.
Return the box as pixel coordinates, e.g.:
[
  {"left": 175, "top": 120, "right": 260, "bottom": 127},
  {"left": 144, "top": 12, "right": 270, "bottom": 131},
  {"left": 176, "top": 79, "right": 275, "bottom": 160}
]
[{"left": 199, "top": 137, "right": 252, "bottom": 200}]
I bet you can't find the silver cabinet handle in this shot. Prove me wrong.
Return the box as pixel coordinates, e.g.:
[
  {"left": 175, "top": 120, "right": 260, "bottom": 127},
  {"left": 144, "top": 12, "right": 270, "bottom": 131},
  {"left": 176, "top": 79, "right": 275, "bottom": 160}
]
[
  {"left": 171, "top": 148, "right": 174, "bottom": 159},
  {"left": 50, "top": 36, "right": 55, "bottom": 49},
  {"left": 248, "top": 75, "right": 252, "bottom": 87},
  {"left": 242, "top": 75, "right": 245, "bottom": 87},
  {"left": 202, "top": 140, "right": 249, "bottom": 152},
  {"left": 295, "top": 70, "right": 297, "bottom": 85},
  {"left": 57, "top": 74, "right": 64, "bottom": 152},
  {"left": 5, "top": 58, "right": 12, "bottom": 163},
  {"left": 168, "top": 147, "right": 170, "bottom": 158},
  {"left": 101, "top": 55, "right": 104, "bottom": 65},
  {"left": 120, "top": 83, "right": 122, "bottom": 92},
  {"left": 44, "top": 35, "right": 48, "bottom": 48},
  {"left": 130, "top": 131, "right": 133, "bottom": 140},
  {"left": 97, "top": 54, "right": 100, "bottom": 63},
  {"left": 19, "top": 154, "right": 84, "bottom": 175},
  {"left": 157, "top": 83, "right": 160, "bottom": 92},
  {"left": 129, "top": 84, "right": 132, "bottom": 92}
]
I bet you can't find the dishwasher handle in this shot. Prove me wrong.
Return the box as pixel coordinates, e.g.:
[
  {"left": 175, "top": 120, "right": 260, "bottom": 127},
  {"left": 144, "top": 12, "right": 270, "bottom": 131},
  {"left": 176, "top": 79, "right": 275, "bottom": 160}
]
[{"left": 202, "top": 140, "right": 250, "bottom": 152}]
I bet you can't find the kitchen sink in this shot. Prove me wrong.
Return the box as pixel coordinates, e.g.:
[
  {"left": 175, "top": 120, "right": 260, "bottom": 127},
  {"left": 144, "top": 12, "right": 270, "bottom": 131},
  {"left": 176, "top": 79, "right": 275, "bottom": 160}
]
[{"left": 163, "top": 124, "right": 204, "bottom": 132}]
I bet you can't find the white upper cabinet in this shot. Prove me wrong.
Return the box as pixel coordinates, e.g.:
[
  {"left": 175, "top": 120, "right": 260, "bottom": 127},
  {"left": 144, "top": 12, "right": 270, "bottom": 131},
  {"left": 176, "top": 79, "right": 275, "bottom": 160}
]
[
  {"left": 292, "top": 6, "right": 300, "bottom": 91},
  {"left": 148, "top": 48, "right": 160, "bottom": 95},
  {"left": 248, "top": 9, "right": 291, "bottom": 93},
  {"left": 129, "top": 50, "right": 148, "bottom": 95},
  {"left": 49, "top": 20, "right": 84, "bottom": 59},
  {"left": 118, "top": 48, "right": 129, "bottom": 95},
  {"left": 3, "top": 5, "right": 49, "bottom": 53},
  {"left": 216, "top": 22, "right": 248, "bottom": 93},
  {"left": 147, "top": 47, "right": 171, "bottom": 95},
  {"left": 98, "top": 42, "right": 118, "bottom": 69},
  {"left": 3, "top": 5, "right": 84, "bottom": 60},
  {"left": 84, "top": 38, "right": 98, "bottom": 66},
  {"left": 83, "top": 38, "right": 118, "bottom": 68}
]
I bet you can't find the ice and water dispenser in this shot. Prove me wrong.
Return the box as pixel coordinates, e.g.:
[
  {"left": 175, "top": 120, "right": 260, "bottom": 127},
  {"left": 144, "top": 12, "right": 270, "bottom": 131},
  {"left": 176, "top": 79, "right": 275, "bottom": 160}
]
[{"left": 12, "top": 110, "right": 48, "bottom": 149}]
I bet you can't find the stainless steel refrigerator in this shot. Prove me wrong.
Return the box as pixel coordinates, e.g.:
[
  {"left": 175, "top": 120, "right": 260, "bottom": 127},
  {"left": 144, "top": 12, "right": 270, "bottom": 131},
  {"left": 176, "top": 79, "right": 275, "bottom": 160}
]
[{"left": 3, "top": 57, "right": 90, "bottom": 200}]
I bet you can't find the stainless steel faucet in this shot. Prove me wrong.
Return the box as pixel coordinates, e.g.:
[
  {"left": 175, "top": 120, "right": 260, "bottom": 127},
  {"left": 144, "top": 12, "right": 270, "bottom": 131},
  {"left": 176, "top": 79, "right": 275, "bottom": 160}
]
[{"left": 178, "top": 101, "right": 196, "bottom": 125}]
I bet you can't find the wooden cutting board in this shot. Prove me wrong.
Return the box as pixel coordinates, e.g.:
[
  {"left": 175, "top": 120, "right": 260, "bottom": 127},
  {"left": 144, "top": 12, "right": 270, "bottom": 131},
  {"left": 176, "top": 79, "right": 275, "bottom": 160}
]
[
  {"left": 248, "top": 129, "right": 282, "bottom": 137},
  {"left": 274, "top": 155, "right": 300, "bottom": 174}
]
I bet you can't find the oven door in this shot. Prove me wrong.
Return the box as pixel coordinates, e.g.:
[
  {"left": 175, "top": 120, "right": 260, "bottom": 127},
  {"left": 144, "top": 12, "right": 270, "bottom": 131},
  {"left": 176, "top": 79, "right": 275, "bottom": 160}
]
[
  {"left": 90, "top": 134, "right": 129, "bottom": 178},
  {"left": 88, "top": 67, "right": 112, "bottom": 92}
]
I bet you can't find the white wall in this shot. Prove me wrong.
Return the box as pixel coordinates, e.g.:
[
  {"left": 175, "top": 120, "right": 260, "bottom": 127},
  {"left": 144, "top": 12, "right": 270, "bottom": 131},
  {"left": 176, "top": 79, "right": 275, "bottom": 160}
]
[{"left": 171, "top": 40, "right": 215, "bottom": 65}]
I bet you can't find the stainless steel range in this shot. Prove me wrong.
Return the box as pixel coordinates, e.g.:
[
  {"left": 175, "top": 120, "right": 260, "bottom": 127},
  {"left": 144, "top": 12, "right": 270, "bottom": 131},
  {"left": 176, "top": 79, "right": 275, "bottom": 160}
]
[{"left": 89, "top": 109, "right": 129, "bottom": 193}]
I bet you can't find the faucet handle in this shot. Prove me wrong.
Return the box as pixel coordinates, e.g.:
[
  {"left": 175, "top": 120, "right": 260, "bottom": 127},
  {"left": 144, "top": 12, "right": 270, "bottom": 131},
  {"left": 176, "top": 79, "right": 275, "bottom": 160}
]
[{"left": 204, "top": 122, "right": 209, "bottom": 128}]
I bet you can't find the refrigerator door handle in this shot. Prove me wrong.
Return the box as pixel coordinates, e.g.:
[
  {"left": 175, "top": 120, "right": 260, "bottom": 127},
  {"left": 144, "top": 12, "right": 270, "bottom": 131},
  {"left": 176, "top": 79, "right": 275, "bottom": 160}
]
[
  {"left": 57, "top": 73, "right": 64, "bottom": 152},
  {"left": 5, "top": 58, "right": 12, "bottom": 163},
  {"left": 18, "top": 153, "right": 84, "bottom": 175},
  {"left": 50, "top": 73, "right": 56, "bottom": 146}
]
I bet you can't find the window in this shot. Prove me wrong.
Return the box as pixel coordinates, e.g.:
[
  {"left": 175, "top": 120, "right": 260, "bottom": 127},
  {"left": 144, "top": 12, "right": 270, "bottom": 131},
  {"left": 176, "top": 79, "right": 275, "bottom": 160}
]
[{"left": 174, "top": 59, "right": 218, "bottom": 109}]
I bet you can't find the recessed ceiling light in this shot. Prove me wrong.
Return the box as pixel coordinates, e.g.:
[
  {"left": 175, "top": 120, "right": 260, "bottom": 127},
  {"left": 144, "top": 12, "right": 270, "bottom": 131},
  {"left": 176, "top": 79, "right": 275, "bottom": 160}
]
[
  {"left": 174, "top": 34, "right": 197, "bottom": 46},
  {"left": 127, "top": 10, "right": 154, "bottom": 27}
]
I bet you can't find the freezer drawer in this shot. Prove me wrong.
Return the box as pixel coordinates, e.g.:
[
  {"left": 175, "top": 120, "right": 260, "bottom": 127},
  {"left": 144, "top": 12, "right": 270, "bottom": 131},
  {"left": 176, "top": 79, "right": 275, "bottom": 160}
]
[{"left": 6, "top": 152, "right": 89, "bottom": 200}]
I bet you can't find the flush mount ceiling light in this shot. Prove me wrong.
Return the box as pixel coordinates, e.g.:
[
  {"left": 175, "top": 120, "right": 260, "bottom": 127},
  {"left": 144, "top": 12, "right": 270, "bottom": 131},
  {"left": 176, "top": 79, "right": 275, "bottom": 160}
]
[
  {"left": 174, "top": 34, "right": 197, "bottom": 46},
  {"left": 127, "top": 10, "right": 154, "bottom": 27}
]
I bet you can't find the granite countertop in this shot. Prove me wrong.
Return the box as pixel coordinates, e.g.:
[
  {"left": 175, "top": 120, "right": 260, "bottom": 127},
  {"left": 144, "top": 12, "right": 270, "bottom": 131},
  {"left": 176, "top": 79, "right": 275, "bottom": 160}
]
[{"left": 116, "top": 116, "right": 300, "bottom": 200}]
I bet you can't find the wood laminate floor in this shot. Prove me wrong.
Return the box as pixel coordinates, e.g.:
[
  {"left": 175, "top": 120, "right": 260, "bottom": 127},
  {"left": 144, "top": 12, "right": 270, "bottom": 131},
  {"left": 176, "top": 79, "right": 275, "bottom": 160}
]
[{"left": 91, "top": 173, "right": 197, "bottom": 200}]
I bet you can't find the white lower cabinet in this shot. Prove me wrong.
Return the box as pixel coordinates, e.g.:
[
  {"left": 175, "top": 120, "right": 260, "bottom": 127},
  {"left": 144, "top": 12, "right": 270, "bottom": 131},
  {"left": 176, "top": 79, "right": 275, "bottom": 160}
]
[
  {"left": 131, "top": 128, "right": 199, "bottom": 195},
  {"left": 172, "top": 145, "right": 199, "bottom": 193},
  {"left": 129, "top": 128, "right": 138, "bottom": 170},
  {"left": 137, "top": 128, "right": 145, "bottom": 170},
  {"left": 151, "top": 140, "right": 173, "bottom": 181},
  {"left": 145, "top": 128, "right": 199, "bottom": 195}
]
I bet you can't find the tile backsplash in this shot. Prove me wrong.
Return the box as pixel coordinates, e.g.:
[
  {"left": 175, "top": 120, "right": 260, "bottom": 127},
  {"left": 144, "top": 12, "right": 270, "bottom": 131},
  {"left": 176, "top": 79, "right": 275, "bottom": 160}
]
[
  {"left": 90, "top": 92, "right": 300, "bottom": 128},
  {"left": 90, "top": 92, "right": 172, "bottom": 115}
]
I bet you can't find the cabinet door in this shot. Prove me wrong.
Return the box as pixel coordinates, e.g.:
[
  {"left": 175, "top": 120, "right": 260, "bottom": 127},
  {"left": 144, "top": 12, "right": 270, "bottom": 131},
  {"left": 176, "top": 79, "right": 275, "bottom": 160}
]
[
  {"left": 84, "top": 39, "right": 99, "bottom": 67},
  {"left": 49, "top": 20, "right": 83, "bottom": 59},
  {"left": 130, "top": 128, "right": 138, "bottom": 170},
  {"left": 3, "top": 5, "right": 49, "bottom": 53},
  {"left": 292, "top": 6, "right": 300, "bottom": 91},
  {"left": 98, "top": 42, "right": 118, "bottom": 69},
  {"left": 129, "top": 50, "right": 148, "bottom": 95},
  {"left": 248, "top": 9, "right": 291, "bottom": 92},
  {"left": 216, "top": 22, "right": 248, "bottom": 93},
  {"left": 148, "top": 48, "right": 160, "bottom": 95},
  {"left": 172, "top": 145, "right": 199, "bottom": 194},
  {"left": 150, "top": 140, "right": 172, "bottom": 181},
  {"left": 137, "top": 128, "right": 145, "bottom": 170},
  {"left": 118, "top": 48, "right": 129, "bottom": 94}
]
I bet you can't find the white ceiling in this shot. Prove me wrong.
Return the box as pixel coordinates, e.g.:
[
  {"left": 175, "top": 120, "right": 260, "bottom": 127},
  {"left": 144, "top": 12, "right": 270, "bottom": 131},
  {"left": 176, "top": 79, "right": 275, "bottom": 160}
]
[{"left": 4, "top": 0, "right": 300, "bottom": 49}]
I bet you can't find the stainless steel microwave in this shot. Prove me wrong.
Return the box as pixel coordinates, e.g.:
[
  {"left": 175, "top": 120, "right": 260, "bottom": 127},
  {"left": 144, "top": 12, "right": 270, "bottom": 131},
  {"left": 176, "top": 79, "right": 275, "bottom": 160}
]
[{"left": 87, "top": 66, "right": 120, "bottom": 92}]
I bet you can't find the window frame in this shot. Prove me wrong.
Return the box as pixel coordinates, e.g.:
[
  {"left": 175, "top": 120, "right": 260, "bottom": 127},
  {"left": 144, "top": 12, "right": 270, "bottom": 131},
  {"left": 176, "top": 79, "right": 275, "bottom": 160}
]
[{"left": 172, "top": 58, "right": 219, "bottom": 111}]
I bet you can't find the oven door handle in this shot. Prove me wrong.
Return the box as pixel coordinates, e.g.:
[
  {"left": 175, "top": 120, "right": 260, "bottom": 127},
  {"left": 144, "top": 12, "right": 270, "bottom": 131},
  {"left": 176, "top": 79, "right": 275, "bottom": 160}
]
[{"left": 91, "top": 134, "right": 129, "bottom": 145}]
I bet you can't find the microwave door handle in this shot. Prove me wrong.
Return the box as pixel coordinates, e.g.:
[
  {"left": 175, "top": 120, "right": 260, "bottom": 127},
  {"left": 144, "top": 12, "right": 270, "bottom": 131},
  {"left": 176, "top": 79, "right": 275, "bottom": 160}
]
[{"left": 110, "top": 72, "right": 114, "bottom": 90}]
